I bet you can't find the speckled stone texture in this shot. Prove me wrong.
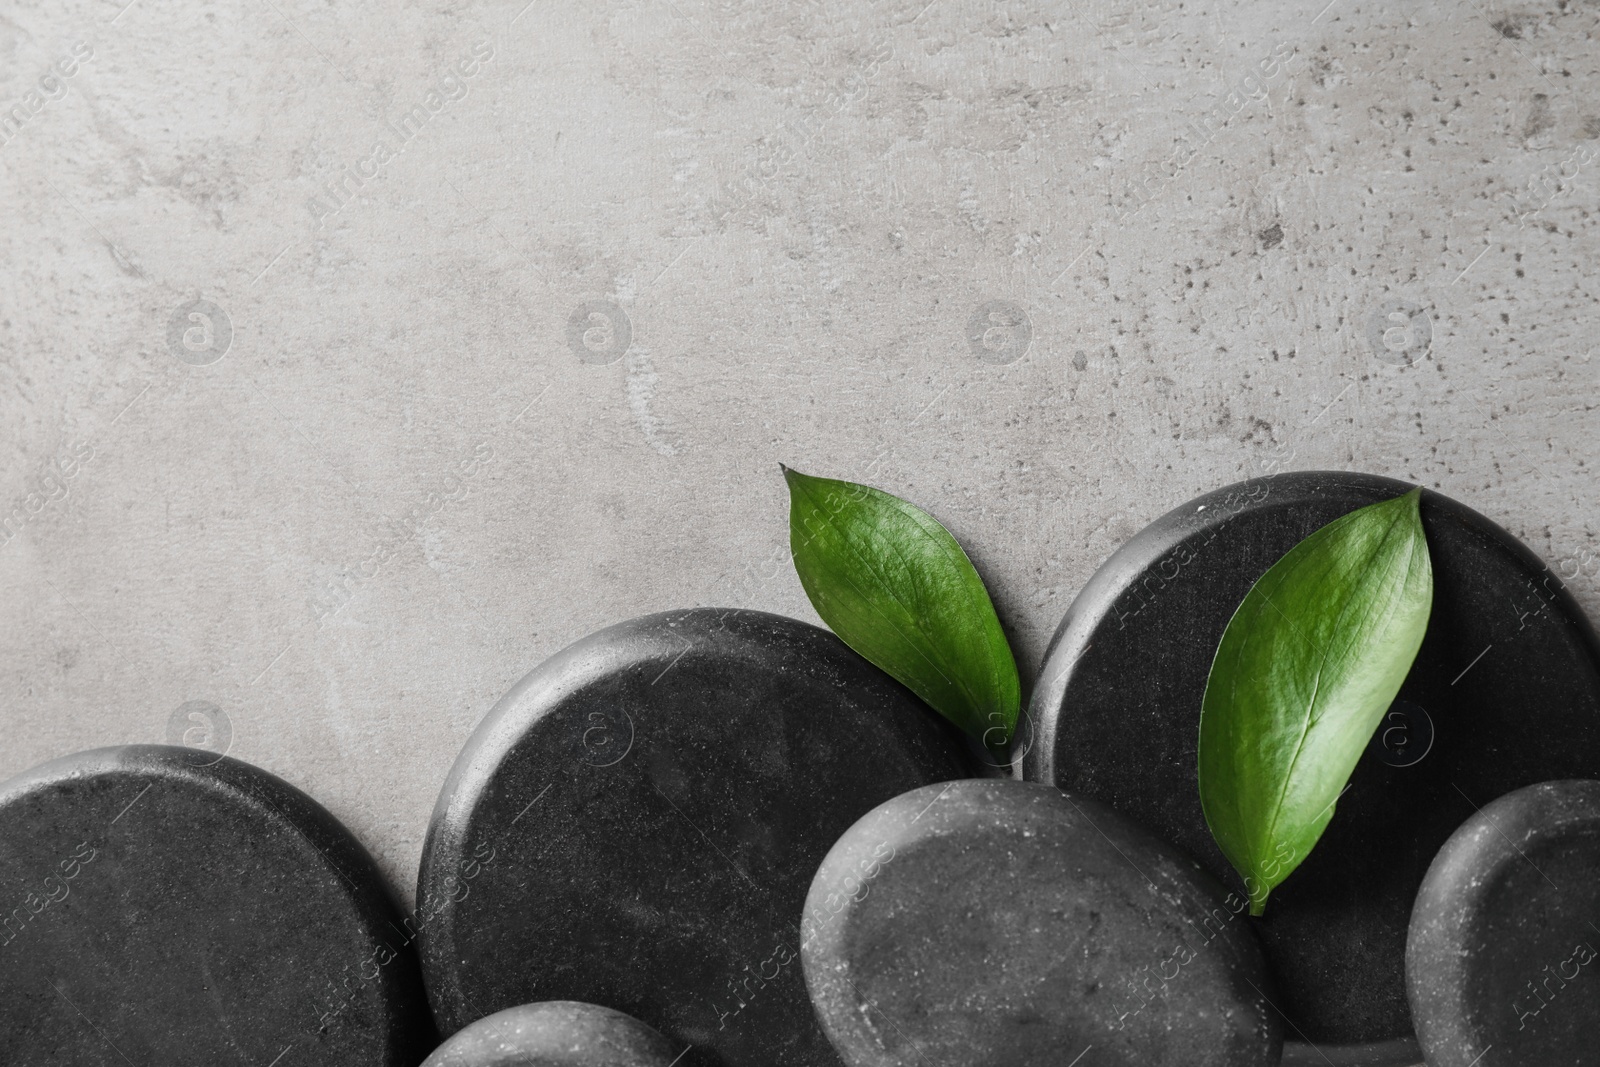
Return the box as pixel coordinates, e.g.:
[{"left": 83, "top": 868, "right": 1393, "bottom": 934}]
[
  {"left": 421, "top": 1002, "right": 681, "bottom": 1067},
  {"left": 1022, "top": 471, "right": 1600, "bottom": 1063},
  {"left": 0, "top": 745, "right": 433, "bottom": 1066},
  {"left": 1407, "top": 779, "right": 1600, "bottom": 1067},
  {"left": 801, "top": 779, "right": 1281, "bottom": 1067},
  {"left": 417, "top": 608, "right": 974, "bottom": 1067}
]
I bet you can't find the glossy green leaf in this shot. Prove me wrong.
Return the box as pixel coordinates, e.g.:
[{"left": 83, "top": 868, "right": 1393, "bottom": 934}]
[
  {"left": 782, "top": 466, "right": 1020, "bottom": 747},
  {"left": 1199, "top": 487, "right": 1433, "bottom": 916}
]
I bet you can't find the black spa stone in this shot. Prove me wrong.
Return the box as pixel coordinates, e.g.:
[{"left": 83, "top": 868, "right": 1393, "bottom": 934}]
[
  {"left": 1022, "top": 471, "right": 1600, "bottom": 1065},
  {"left": 417, "top": 608, "right": 975, "bottom": 1067},
  {"left": 801, "top": 779, "right": 1282, "bottom": 1067},
  {"left": 0, "top": 745, "right": 433, "bottom": 1066},
  {"left": 1407, "top": 780, "right": 1600, "bottom": 1067},
  {"left": 421, "top": 1001, "right": 681, "bottom": 1066}
]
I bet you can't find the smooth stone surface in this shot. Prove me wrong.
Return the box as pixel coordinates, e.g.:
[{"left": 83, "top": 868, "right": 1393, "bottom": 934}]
[
  {"left": 801, "top": 779, "right": 1282, "bottom": 1067},
  {"left": 0, "top": 745, "right": 433, "bottom": 1066},
  {"left": 418, "top": 608, "right": 975, "bottom": 1067},
  {"left": 1408, "top": 780, "right": 1600, "bottom": 1067},
  {"left": 1022, "top": 471, "right": 1600, "bottom": 1059},
  {"left": 421, "top": 1001, "right": 681, "bottom": 1066}
]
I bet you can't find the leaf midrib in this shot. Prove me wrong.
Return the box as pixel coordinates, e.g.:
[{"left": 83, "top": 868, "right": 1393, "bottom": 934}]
[{"left": 1255, "top": 504, "right": 1418, "bottom": 855}]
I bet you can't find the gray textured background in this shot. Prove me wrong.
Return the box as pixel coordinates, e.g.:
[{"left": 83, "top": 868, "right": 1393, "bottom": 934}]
[{"left": 1, "top": 0, "right": 1597, "bottom": 906}]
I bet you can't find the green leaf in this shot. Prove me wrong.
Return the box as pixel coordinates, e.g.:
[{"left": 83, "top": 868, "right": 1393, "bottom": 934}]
[
  {"left": 1199, "top": 487, "right": 1433, "bottom": 916},
  {"left": 782, "top": 466, "right": 1020, "bottom": 747}
]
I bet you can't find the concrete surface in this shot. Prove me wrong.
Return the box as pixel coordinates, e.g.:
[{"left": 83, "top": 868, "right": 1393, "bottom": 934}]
[{"left": 1, "top": 0, "right": 1597, "bottom": 906}]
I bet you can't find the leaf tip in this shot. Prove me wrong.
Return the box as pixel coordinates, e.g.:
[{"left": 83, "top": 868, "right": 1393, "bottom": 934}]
[
  {"left": 781, "top": 466, "right": 831, "bottom": 498},
  {"left": 1399, "top": 485, "right": 1426, "bottom": 524}
]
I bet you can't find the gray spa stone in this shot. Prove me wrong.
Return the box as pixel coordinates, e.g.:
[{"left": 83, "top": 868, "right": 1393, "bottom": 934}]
[
  {"left": 1407, "top": 779, "right": 1600, "bottom": 1067},
  {"left": 0, "top": 745, "right": 433, "bottom": 1066},
  {"left": 1023, "top": 471, "right": 1600, "bottom": 1063},
  {"left": 801, "top": 779, "right": 1282, "bottom": 1067},
  {"left": 417, "top": 608, "right": 975, "bottom": 1067},
  {"left": 420, "top": 1001, "right": 681, "bottom": 1066}
]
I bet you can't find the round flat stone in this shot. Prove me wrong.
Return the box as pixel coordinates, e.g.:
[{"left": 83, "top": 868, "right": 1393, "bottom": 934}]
[
  {"left": 801, "top": 779, "right": 1281, "bottom": 1067},
  {"left": 0, "top": 745, "right": 433, "bottom": 1066},
  {"left": 1408, "top": 779, "right": 1600, "bottom": 1067},
  {"left": 1022, "top": 471, "right": 1600, "bottom": 1063},
  {"left": 418, "top": 608, "right": 975, "bottom": 1067},
  {"left": 421, "top": 1001, "right": 680, "bottom": 1066}
]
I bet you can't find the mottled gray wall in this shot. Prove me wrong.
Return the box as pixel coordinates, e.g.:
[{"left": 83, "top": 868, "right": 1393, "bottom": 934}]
[{"left": 1, "top": 0, "right": 1596, "bottom": 902}]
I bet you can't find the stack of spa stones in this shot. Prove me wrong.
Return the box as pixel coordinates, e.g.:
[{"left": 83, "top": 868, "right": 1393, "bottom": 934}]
[{"left": 4, "top": 473, "right": 1597, "bottom": 1067}]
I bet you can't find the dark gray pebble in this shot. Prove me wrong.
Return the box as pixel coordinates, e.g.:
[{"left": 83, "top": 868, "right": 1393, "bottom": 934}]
[
  {"left": 801, "top": 779, "right": 1281, "bottom": 1067},
  {"left": 1408, "top": 779, "right": 1600, "bottom": 1067},
  {"left": 1024, "top": 470, "right": 1600, "bottom": 1060},
  {"left": 417, "top": 608, "right": 974, "bottom": 1066},
  {"left": 421, "top": 1001, "right": 680, "bottom": 1066},
  {"left": 0, "top": 745, "right": 432, "bottom": 1066}
]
